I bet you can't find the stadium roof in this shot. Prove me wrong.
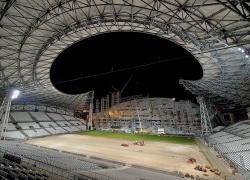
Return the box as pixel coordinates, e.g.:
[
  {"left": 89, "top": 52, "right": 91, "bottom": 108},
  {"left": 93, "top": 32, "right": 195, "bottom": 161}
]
[{"left": 0, "top": 0, "right": 250, "bottom": 111}]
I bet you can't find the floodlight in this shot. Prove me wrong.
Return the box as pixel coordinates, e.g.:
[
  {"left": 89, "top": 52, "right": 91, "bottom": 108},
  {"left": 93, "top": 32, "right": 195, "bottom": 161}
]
[
  {"left": 246, "top": 55, "right": 249, "bottom": 58},
  {"left": 242, "top": 49, "right": 245, "bottom": 53},
  {"left": 172, "top": 98, "right": 175, "bottom": 101},
  {"left": 11, "top": 90, "right": 19, "bottom": 99},
  {"left": 238, "top": 47, "right": 242, "bottom": 51}
]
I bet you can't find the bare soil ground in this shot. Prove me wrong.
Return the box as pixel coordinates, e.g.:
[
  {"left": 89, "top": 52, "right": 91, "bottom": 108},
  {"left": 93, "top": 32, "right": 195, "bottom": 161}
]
[{"left": 26, "top": 134, "right": 220, "bottom": 179}]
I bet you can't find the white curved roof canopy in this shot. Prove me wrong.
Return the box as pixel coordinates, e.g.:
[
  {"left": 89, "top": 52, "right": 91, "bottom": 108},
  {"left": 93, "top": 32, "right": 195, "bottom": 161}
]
[{"left": 0, "top": 0, "right": 250, "bottom": 110}]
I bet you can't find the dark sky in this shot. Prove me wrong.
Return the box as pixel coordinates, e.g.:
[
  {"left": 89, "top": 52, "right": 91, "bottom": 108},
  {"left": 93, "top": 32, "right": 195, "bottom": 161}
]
[{"left": 50, "top": 32, "right": 202, "bottom": 103}]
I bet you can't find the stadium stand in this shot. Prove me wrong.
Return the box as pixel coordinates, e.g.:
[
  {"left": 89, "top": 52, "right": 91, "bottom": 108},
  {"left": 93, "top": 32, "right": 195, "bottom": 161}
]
[
  {"left": 10, "top": 112, "right": 33, "bottom": 122},
  {"left": 18, "top": 123, "right": 40, "bottom": 129},
  {"left": 29, "top": 112, "right": 51, "bottom": 121},
  {"left": 62, "top": 126, "right": 79, "bottom": 133},
  {"left": 5, "top": 132, "right": 26, "bottom": 139},
  {"left": 69, "top": 121, "right": 82, "bottom": 126},
  {"left": 54, "top": 127, "right": 68, "bottom": 134},
  {"left": 46, "top": 113, "right": 64, "bottom": 121},
  {"left": 61, "top": 115, "right": 76, "bottom": 120},
  {"left": 76, "top": 125, "right": 87, "bottom": 131},
  {"left": 7, "top": 123, "right": 16, "bottom": 131},
  {"left": 40, "top": 122, "right": 58, "bottom": 128},
  {"left": 56, "top": 121, "right": 71, "bottom": 126},
  {"left": 205, "top": 120, "right": 250, "bottom": 172},
  {"left": 5, "top": 112, "right": 86, "bottom": 139},
  {"left": 24, "top": 129, "right": 50, "bottom": 138}
]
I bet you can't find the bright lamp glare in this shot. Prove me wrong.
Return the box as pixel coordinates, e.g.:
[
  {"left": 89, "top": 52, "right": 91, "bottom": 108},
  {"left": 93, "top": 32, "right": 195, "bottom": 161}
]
[
  {"left": 238, "top": 47, "right": 242, "bottom": 51},
  {"left": 11, "top": 90, "right": 19, "bottom": 99},
  {"left": 246, "top": 55, "right": 249, "bottom": 58},
  {"left": 242, "top": 49, "right": 245, "bottom": 53},
  {"left": 172, "top": 98, "right": 175, "bottom": 101}
]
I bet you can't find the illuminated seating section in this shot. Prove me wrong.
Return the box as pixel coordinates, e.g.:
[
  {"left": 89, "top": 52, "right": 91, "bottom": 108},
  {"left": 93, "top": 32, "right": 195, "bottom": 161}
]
[
  {"left": 29, "top": 112, "right": 50, "bottom": 121},
  {"left": 11, "top": 112, "right": 33, "bottom": 122},
  {"left": 206, "top": 120, "right": 250, "bottom": 171},
  {"left": 5, "top": 112, "right": 86, "bottom": 139}
]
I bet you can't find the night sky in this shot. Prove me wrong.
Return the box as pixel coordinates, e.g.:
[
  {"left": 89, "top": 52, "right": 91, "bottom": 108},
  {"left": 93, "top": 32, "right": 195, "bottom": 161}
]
[{"left": 50, "top": 32, "right": 202, "bottom": 103}]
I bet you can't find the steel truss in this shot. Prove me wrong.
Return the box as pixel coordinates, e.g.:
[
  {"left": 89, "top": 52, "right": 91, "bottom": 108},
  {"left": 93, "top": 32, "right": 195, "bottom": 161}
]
[
  {"left": 0, "top": 94, "right": 12, "bottom": 140},
  {"left": 197, "top": 97, "right": 213, "bottom": 136},
  {"left": 0, "top": 1, "right": 249, "bottom": 111}
]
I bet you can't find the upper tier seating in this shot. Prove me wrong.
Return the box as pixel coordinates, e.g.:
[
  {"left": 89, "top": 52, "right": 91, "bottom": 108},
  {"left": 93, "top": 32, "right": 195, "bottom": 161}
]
[
  {"left": 10, "top": 112, "right": 33, "bottom": 122},
  {"left": 29, "top": 112, "right": 50, "bottom": 121}
]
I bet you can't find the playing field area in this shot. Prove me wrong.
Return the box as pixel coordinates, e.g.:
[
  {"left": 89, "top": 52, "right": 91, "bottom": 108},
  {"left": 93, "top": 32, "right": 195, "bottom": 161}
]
[
  {"left": 26, "top": 131, "right": 221, "bottom": 179},
  {"left": 75, "top": 131, "right": 196, "bottom": 145}
]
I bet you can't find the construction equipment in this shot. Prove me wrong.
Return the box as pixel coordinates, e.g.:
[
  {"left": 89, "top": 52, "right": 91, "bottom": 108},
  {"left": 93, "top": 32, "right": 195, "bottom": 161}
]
[
  {"left": 187, "top": 158, "right": 196, "bottom": 164},
  {"left": 121, "top": 143, "right": 129, "bottom": 147}
]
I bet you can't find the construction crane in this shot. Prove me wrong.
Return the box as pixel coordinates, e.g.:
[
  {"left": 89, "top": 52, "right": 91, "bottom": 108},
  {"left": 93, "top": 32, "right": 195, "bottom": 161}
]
[
  {"left": 111, "top": 75, "right": 133, "bottom": 95},
  {"left": 110, "top": 75, "right": 133, "bottom": 106}
]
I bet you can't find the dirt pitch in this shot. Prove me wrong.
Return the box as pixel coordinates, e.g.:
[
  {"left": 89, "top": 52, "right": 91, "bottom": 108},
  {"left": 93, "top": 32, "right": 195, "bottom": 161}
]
[{"left": 26, "top": 134, "right": 220, "bottom": 179}]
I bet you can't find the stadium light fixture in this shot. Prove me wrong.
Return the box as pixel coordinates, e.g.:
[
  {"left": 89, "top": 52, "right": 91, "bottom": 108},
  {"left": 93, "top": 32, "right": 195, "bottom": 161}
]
[{"left": 11, "top": 90, "right": 20, "bottom": 99}]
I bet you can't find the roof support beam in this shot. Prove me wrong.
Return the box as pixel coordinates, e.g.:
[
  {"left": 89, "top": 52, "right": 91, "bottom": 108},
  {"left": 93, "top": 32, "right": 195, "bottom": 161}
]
[
  {"left": 0, "top": 0, "right": 16, "bottom": 22},
  {"left": 215, "top": 0, "right": 250, "bottom": 23}
]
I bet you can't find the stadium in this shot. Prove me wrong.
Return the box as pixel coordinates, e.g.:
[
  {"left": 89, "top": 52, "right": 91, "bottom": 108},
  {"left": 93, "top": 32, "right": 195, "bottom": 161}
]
[{"left": 0, "top": 0, "right": 250, "bottom": 180}]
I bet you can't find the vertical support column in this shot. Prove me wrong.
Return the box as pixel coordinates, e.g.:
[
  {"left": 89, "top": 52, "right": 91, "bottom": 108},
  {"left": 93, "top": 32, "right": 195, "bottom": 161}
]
[
  {"left": 0, "top": 95, "right": 11, "bottom": 140},
  {"left": 88, "top": 91, "right": 94, "bottom": 130},
  {"left": 197, "top": 97, "right": 213, "bottom": 136}
]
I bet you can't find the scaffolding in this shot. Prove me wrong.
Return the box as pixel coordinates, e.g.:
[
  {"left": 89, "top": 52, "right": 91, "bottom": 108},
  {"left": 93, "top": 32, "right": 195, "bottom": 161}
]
[
  {"left": 105, "top": 95, "right": 109, "bottom": 111},
  {"left": 95, "top": 99, "right": 99, "bottom": 113},
  {"left": 111, "top": 93, "right": 115, "bottom": 107},
  {"left": 101, "top": 97, "right": 105, "bottom": 112},
  {"left": 93, "top": 97, "right": 201, "bottom": 134}
]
